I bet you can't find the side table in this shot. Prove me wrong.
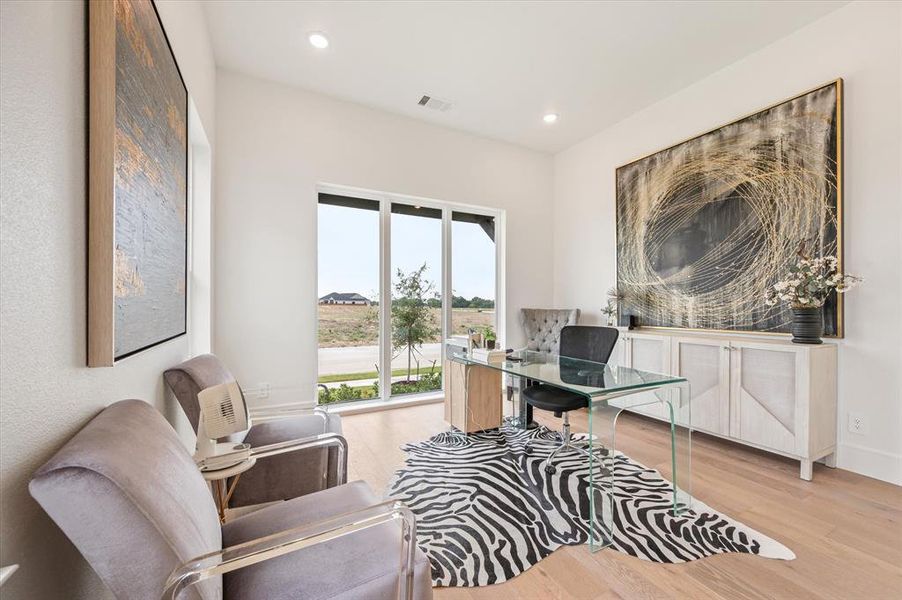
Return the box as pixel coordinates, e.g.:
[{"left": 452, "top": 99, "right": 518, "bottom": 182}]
[{"left": 198, "top": 443, "right": 257, "bottom": 523}]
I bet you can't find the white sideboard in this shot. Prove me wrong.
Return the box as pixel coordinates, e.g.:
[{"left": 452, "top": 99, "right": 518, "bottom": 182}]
[{"left": 613, "top": 328, "right": 837, "bottom": 480}]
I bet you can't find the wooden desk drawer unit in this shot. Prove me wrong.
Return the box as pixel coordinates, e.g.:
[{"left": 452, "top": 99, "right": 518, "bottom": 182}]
[{"left": 443, "top": 359, "right": 503, "bottom": 433}]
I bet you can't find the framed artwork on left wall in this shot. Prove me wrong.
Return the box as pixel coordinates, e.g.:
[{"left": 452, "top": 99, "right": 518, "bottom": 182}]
[{"left": 88, "top": 0, "right": 188, "bottom": 367}]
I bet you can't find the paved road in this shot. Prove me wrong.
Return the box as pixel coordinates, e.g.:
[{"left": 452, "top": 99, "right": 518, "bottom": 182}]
[{"left": 318, "top": 343, "right": 442, "bottom": 376}]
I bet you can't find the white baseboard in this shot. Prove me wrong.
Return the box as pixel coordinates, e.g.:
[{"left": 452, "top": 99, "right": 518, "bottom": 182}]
[{"left": 838, "top": 442, "right": 902, "bottom": 486}]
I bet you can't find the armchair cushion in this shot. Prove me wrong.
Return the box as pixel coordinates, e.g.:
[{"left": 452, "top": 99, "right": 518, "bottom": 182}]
[
  {"left": 222, "top": 481, "right": 433, "bottom": 600},
  {"left": 519, "top": 308, "right": 580, "bottom": 354},
  {"left": 29, "top": 400, "right": 222, "bottom": 600},
  {"left": 228, "top": 414, "right": 343, "bottom": 506}
]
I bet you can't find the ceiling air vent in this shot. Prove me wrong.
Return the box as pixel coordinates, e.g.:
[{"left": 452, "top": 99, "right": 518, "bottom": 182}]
[{"left": 417, "top": 95, "right": 453, "bottom": 112}]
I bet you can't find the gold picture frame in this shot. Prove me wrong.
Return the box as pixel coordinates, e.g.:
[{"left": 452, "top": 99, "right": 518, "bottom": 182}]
[{"left": 614, "top": 80, "right": 844, "bottom": 337}]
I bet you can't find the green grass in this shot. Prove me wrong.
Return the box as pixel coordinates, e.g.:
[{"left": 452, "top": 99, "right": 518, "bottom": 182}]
[{"left": 318, "top": 366, "right": 442, "bottom": 384}]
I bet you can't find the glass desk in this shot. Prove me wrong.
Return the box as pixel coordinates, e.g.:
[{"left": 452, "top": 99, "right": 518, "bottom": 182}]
[{"left": 447, "top": 349, "right": 691, "bottom": 551}]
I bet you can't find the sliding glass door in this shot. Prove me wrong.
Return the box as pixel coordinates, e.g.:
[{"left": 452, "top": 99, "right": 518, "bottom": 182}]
[
  {"left": 316, "top": 195, "right": 381, "bottom": 404},
  {"left": 390, "top": 204, "right": 443, "bottom": 397},
  {"left": 317, "top": 189, "right": 502, "bottom": 405},
  {"left": 451, "top": 211, "right": 496, "bottom": 342}
]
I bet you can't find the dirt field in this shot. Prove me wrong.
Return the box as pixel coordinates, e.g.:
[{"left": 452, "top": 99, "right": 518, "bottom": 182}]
[{"left": 318, "top": 304, "right": 494, "bottom": 347}]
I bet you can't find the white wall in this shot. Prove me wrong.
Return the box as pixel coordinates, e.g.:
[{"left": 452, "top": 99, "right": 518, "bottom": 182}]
[
  {"left": 214, "top": 70, "right": 554, "bottom": 406},
  {"left": 553, "top": 1, "right": 902, "bottom": 484},
  {"left": 0, "top": 2, "right": 216, "bottom": 598}
]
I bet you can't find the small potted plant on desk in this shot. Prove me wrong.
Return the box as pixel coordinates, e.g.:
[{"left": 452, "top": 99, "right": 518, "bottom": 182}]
[
  {"left": 765, "top": 249, "right": 862, "bottom": 344},
  {"left": 481, "top": 325, "right": 497, "bottom": 349}
]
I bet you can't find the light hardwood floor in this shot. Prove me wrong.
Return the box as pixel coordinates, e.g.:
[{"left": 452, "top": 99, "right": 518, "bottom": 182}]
[{"left": 342, "top": 402, "right": 902, "bottom": 600}]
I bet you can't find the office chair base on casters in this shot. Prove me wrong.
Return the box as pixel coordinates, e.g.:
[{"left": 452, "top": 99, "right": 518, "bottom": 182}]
[
  {"left": 543, "top": 435, "right": 594, "bottom": 474},
  {"left": 527, "top": 412, "right": 604, "bottom": 474}
]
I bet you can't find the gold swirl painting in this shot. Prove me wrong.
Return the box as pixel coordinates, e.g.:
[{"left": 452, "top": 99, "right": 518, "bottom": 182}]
[{"left": 615, "top": 81, "right": 842, "bottom": 336}]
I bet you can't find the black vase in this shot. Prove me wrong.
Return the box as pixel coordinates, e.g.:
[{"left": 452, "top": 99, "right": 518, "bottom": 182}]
[{"left": 791, "top": 307, "right": 824, "bottom": 344}]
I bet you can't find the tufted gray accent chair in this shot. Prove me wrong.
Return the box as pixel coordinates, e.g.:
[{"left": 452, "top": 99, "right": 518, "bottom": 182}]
[{"left": 519, "top": 308, "right": 581, "bottom": 354}]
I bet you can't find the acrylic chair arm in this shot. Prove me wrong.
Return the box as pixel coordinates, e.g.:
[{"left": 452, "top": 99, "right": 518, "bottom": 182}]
[
  {"left": 247, "top": 402, "right": 331, "bottom": 421},
  {"left": 200, "top": 432, "right": 348, "bottom": 486},
  {"left": 161, "top": 499, "right": 417, "bottom": 600},
  {"left": 250, "top": 432, "right": 349, "bottom": 486}
]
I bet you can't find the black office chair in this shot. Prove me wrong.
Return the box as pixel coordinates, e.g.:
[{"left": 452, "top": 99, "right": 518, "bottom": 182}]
[{"left": 522, "top": 325, "right": 619, "bottom": 473}]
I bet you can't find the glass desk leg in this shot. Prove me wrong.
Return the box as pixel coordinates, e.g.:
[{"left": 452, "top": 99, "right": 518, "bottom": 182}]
[
  {"left": 588, "top": 382, "right": 693, "bottom": 552},
  {"left": 670, "top": 381, "right": 692, "bottom": 515},
  {"left": 587, "top": 401, "right": 618, "bottom": 551}
]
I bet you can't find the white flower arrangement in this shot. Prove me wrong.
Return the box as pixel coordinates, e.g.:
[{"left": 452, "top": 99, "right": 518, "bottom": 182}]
[
  {"left": 601, "top": 287, "right": 620, "bottom": 324},
  {"left": 765, "top": 254, "right": 862, "bottom": 309}
]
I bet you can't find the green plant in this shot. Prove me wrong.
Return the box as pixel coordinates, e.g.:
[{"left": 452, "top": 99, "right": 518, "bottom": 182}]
[
  {"left": 480, "top": 325, "right": 496, "bottom": 342},
  {"left": 317, "top": 383, "right": 377, "bottom": 405},
  {"left": 451, "top": 295, "right": 495, "bottom": 309},
  {"left": 391, "top": 263, "right": 440, "bottom": 382},
  {"left": 390, "top": 368, "right": 441, "bottom": 395}
]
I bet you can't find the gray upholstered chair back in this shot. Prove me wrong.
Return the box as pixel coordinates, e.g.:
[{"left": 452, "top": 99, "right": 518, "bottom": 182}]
[
  {"left": 30, "top": 400, "right": 222, "bottom": 600},
  {"left": 519, "top": 308, "right": 581, "bottom": 353},
  {"left": 164, "top": 354, "right": 235, "bottom": 434}
]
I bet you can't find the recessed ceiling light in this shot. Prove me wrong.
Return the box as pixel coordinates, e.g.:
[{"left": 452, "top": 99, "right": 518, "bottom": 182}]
[
  {"left": 308, "top": 32, "right": 329, "bottom": 49},
  {"left": 543, "top": 113, "right": 559, "bottom": 124}
]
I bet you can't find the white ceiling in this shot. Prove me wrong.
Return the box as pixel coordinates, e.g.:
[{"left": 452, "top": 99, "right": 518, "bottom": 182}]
[{"left": 202, "top": 1, "right": 846, "bottom": 153}]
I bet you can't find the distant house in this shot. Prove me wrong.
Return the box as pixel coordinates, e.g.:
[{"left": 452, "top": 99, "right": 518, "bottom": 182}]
[{"left": 319, "top": 292, "right": 372, "bottom": 306}]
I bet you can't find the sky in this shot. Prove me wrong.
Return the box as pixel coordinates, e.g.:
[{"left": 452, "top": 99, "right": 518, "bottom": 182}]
[{"left": 318, "top": 204, "right": 496, "bottom": 301}]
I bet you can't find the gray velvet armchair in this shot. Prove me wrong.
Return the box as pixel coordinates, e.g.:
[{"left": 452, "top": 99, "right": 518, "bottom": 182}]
[
  {"left": 164, "top": 354, "right": 343, "bottom": 507},
  {"left": 30, "top": 400, "right": 433, "bottom": 600}
]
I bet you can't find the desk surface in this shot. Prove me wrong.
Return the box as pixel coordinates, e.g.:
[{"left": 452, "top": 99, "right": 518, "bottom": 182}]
[{"left": 448, "top": 349, "right": 684, "bottom": 399}]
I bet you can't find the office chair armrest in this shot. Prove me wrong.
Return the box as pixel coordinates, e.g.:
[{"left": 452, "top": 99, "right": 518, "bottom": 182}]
[{"left": 161, "top": 499, "right": 417, "bottom": 600}]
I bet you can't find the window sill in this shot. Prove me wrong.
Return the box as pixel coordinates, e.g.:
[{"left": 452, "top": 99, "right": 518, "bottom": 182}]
[{"left": 323, "top": 392, "right": 444, "bottom": 416}]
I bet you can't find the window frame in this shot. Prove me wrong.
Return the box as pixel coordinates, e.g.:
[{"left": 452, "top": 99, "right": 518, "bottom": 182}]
[{"left": 315, "top": 182, "right": 505, "bottom": 405}]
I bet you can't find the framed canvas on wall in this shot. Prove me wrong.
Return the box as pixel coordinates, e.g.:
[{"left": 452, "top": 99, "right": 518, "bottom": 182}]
[
  {"left": 615, "top": 80, "right": 843, "bottom": 337},
  {"left": 88, "top": 0, "right": 188, "bottom": 366}
]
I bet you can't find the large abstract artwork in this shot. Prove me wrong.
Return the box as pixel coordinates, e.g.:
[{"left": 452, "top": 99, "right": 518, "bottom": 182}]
[
  {"left": 88, "top": 0, "right": 187, "bottom": 366},
  {"left": 616, "top": 81, "right": 842, "bottom": 336}
]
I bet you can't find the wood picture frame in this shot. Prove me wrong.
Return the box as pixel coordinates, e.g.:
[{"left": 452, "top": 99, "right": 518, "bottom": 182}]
[{"left": 88, "top": 0, "right": 188, "bottom": 366}]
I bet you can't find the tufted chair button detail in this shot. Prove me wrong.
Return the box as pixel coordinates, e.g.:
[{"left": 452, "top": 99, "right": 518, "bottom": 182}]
[{"left": 519, "top": 308, "right": 581, "bottom": 355}]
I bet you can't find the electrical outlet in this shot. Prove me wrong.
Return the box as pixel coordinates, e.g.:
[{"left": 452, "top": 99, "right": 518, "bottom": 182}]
[
  {"left": 848, "top": 412, "right": 868, "bottom": 435},
  {"left": 258, "top": 382, "right": 271, "bottom": 399}
]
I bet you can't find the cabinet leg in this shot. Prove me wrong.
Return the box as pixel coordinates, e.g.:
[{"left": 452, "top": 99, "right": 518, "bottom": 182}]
[
  {"left": 800, "top": 459, "right": 813, "bottom": 481},
  {"left": 822, "top": 453, "right": 837, "bottom": 468}
]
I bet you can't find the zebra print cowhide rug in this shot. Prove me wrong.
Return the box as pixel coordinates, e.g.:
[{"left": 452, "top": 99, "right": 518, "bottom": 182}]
[{"left": 386, "top": 425, "right": 794, "bottom": 587}]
